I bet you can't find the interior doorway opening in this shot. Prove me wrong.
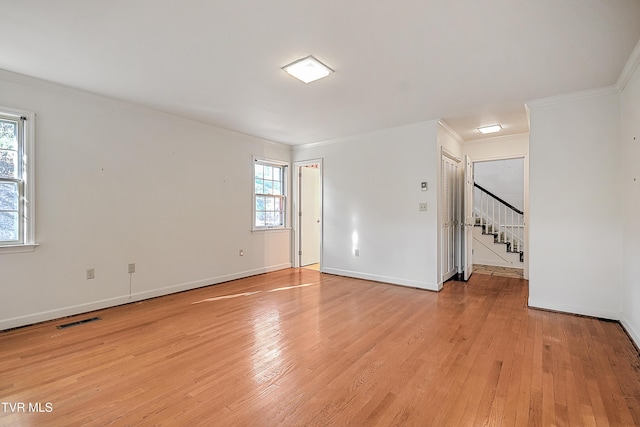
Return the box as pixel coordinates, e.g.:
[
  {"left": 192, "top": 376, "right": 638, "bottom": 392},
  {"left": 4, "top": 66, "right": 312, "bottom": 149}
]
[
  {"left": 468, "top": 156, "right": 527, "bottom": 279},
  {"left": 293, "top": 160, "right": 323, "bottom": 270}
]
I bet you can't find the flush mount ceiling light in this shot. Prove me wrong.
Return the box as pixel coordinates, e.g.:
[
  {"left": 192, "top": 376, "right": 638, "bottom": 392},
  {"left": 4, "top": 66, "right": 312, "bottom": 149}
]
[
  {"left": 282, "top": 55, "right": 333, "bottom": 83},
  {"left": 477, "top": 124, "right": 503, "bottom": 134}
]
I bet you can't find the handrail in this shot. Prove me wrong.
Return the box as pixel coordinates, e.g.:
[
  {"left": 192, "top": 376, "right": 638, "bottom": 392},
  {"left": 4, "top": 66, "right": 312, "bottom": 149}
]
[{"left": 473, "top": 183, "right": 523, "bottom": 215}]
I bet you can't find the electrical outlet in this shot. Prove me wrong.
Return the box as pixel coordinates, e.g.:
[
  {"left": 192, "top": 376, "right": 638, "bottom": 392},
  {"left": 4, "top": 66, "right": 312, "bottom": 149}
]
[
  {"left": 419, "top": 203, "right": 428, "bottom": 211},
  {"left": 354, "top": 249, "right": 360, "bottom": 257},
  {"left": 86, "top": 268, "right": 95, "bottom": 280},
  {"left": 239, "top": 249, "right": 244, "bottom": 256},
  {"left": 128, "top": 263, "right": 136, "bottom": 274}
]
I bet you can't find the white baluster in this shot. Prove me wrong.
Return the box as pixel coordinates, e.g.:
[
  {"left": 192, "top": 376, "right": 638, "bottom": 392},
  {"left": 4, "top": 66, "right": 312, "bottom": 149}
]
[
  {"left": 498, "top": 203, "right": 502, "bottom": 242},
  {"left": 491, "top": 198, "right": 495, "bottom": 235},
  {"left": 512, "top": 212, "right": 516, "bottom": 252}
]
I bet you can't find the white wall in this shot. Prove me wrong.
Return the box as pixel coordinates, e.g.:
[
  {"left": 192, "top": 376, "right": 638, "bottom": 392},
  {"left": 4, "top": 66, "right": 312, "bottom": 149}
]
[
  {"left": 0, "top": 70, "right": 291, "bottom": 330},
  {"left": 528, "top": 89, "right": 622, "bottom": 319},
  {"left": 293, "top": 121, "right": 441, "bottom": 290},
  {"left": 620, "top": 57, "right": 640, "bottom": 347},
  {"left": 463, "top": 133, "right": 529, "bottom": 160}
]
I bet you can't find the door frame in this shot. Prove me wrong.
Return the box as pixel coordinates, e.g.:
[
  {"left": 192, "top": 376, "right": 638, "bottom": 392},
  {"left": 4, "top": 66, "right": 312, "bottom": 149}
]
[
  {"left": 468, "top": 153, "right": 529, "bottom": 280},
  {"left": 292, "top": 159, "right": 323, "bottom": 269},
  {"left": 440, "top": 148, "right": 462, "bottom": 283},
  {"left": 463, "top": 155, "right": 474, "bottom": 281}
]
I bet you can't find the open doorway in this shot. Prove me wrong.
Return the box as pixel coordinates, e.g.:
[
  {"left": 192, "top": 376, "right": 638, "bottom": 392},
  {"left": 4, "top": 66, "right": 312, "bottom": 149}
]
[
  {"left": 293, "top": 160, "right": 323, "bottom": 270},
  {"left": 470, "top": 157, "right": 526, "bottom": 276}
]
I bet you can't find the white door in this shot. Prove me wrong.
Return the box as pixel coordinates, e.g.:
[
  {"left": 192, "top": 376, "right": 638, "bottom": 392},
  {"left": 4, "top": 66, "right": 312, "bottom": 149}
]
[
  {"left": 463, "top": 155, "right": 474, "bottom": 281},
  {"left": 441, "top": 153, "right": 459, "bottom": 282},
  {"left": 301, "top": 166, "right": 321, "bottom": 266}
]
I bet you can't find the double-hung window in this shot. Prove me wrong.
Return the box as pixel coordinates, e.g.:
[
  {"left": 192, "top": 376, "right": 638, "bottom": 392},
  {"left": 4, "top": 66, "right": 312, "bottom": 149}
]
[
  {"left": 0, "top": 108, "right": 35, "bottom": 250},
  {"left": 253, "top": 158, "right": 287, "bottom": 230}
]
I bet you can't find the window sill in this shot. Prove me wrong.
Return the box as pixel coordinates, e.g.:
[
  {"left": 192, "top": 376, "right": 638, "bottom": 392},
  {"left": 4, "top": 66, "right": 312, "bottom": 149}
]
[
  {"left": 0, "top": 243, "right": 39, "bottom": 254},
  {"left": 252, "top": 227, "right": 291, "bottom": 233}
]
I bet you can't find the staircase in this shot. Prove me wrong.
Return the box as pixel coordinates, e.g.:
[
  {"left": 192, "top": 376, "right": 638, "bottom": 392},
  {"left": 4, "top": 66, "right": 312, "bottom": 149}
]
[{"left": 473, "top": 183, "right": 524, "bottom": 267}]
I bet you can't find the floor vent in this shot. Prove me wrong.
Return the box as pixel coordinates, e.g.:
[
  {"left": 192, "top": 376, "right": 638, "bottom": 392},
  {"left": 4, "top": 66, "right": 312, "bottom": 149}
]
[{"left": 57, "top": 317, "right": 101, "bottom": 329}]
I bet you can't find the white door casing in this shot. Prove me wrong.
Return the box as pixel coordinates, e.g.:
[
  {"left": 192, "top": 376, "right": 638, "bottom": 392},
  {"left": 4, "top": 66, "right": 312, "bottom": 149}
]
[
  {"left": 441, "top": 151, "right": 460, "bottom": 282},
  {"left": 463, "top": 155, "right": 474, "bottom": 281}
]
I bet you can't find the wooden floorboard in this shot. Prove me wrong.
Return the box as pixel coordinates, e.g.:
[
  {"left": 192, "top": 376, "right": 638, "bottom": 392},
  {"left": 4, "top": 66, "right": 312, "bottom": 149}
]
[{"left": 1, "top": 269, "right": 639, "bottom": 426}]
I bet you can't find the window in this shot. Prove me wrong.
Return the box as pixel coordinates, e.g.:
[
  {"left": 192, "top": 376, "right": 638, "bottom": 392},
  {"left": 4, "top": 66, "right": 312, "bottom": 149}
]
[
  {"left": 253, "top": 158, "right": 287, "bottom": 230},
  {"left": 0, "top": 107, "right": 35, "bottom": 250}
]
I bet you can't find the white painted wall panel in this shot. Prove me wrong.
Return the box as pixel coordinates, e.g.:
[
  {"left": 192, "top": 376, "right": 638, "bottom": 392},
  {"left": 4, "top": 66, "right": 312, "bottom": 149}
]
[
  {"left": 528, "top": 92, "right": 622, "bottom": 319},
  {"left": 463, "top": 133, "right": 529, "bottom": 161},
  {"left": 293, "top": 121, "right": 441, "bottom": 290},
  {"left": 0, "top": 70, "right": 291, "bottom": 330}
]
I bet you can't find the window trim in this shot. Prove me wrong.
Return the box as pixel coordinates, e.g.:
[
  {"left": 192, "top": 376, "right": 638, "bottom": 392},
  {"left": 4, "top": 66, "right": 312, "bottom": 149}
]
[
  {"left": 0, "top": 106, "right": 36, "bottom": 253},
  {"left": 252, "top": 156, "right": 289, "bottom": 232}
]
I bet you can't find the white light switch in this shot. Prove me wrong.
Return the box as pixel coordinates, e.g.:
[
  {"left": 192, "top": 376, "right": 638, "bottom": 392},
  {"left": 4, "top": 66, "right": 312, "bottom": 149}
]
[{"left": 419, "top": 203, "right": 428, "bottom": 211}]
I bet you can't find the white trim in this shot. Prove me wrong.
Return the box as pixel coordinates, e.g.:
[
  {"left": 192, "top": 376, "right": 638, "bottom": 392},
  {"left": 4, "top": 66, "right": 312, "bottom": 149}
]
[
  {"left": 322, "top": 267, "right": 441, "bottom": 291},
  {"left": 252, "top": 156, "right": 289, "bottom": 231},
  {"left": 527, "top": 298, "right": 619, "bottom": 321},
  {"left": 471, "top": 153, "right": 526, "bottom": 163},
  {"left": 251, "top": 227, "right": 291, "bottom": 234},
  {"left": 439, "top": 147, "right": 462, "bottom": 282},
  {"left": 0, "top": 243, "right": 38, "bottom": 254},
  {"left": 252, "top": 155, "right": 289, "bottom": 167},
  {"left": 0, "top": 263, "right": 291, "bottom": 331},
  {"left": 438, "top": 120, "right": 464, "bottom": 144},
  {"left": 616, "top": 38, "right": 640, "bottom": 92},
  {"left": 525, "top": 85, "right": 619, "bottom": 109},
  {"left": 0, "top": 106, "right": 36, "bottom": 248},
  {"left": 441, "top": 149, "right": 461, "bottom": 163},
  {"left": 620, "top": 313, "right": 640, "bottom": 350}
]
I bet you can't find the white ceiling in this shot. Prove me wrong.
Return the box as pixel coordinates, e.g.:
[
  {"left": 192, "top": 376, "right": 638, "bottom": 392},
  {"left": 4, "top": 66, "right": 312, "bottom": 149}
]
[{"left": 2, "top": 0, "right": 640, "bottom": 145}]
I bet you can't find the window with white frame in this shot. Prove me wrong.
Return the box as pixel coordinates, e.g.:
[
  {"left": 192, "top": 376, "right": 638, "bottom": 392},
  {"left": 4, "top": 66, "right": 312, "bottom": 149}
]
[
  {"left": 0, "top": 108, "right": 35, "bottom": 248},
  {"left": 253, "top": 158, "right": 287, "bottom": 230}
]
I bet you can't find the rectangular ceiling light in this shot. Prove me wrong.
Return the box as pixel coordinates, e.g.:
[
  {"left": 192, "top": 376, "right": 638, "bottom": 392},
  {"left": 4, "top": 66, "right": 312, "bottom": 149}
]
[
  {"left": 477, "top": 124, "right": 503, "bottom": 134},
  {"left": 282, "top": 55, "right": 333, "bottom": 83}
]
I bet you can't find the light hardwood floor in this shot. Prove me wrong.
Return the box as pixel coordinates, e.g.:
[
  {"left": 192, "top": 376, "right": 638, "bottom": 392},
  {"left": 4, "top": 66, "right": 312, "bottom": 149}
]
[{"left": 1, "top": 269, "right": 639, "bottom": 426}]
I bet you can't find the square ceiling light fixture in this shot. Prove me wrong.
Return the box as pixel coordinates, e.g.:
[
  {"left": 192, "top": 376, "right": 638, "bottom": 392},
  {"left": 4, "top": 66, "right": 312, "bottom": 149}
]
[
  {"left": 282, "top": 55, "right": 333, "bottom": 83},
  {"left": 477, "top": 124, "right": 503, "bottom": 134}
]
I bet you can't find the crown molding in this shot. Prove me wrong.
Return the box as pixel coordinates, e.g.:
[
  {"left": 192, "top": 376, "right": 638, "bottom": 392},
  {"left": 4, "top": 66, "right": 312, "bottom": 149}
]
[
  {"left": 438, "top": 120, "right": 464, "bottom": 144},
  {"left": 616, "top": 38, "right": 640, "bottom": 92},
  {"left": 526, "top": 38, "right": 640, "bottom": 110},
  {"left": 525, "top": 85, "right": 619, "bottom": 110}
]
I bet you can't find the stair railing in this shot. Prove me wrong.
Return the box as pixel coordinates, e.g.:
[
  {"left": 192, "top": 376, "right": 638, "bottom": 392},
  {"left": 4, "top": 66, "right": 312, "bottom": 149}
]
[{"left": 473, "top": 183, "right": 524, "bottom": 259}]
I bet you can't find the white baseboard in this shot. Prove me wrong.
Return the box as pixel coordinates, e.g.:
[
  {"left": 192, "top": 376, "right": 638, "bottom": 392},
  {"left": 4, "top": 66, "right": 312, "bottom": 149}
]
[
  {"left": 0, "top": 263, "right": 291, "bottom": 331},
  {"left": 322, "top": 267, "right": 440, "bottom": 291},
  {"left": 528, "top": 298, "right": 619, "bottom": 321},
  {"left": 620, "top": 313, "right": 640, "bottom": 350}
]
